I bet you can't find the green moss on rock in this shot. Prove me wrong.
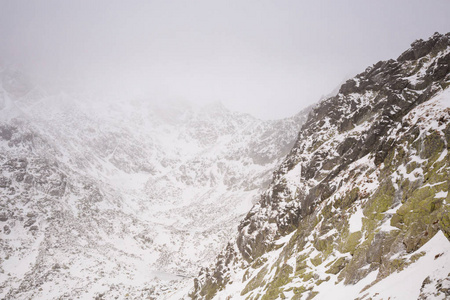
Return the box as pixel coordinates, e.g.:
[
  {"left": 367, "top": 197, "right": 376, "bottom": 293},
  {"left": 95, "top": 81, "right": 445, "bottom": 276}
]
[
  {"left": 307, "top": 291, "right": 319, "bottom": 299},
  {"left": 340, "top": 231, "right": 363, "bottom": 254},
  {"left": 241, "top": 266, "right": 269, "bottom": 296},
  {"left": 364, "top": 180, "right": 395, "bottom": 218},
  {"left": 261, "top": 264, "right": 293, "bottom": 300},
  {"left": 325, "top": 257, "right": 348, "bottom": 275},
  {"left": 310, "top": 254, "right": 323, "bottom": 267},
  {"left": 300, "top": 271, "right": 314, "bottom": 282},
  {"left": 252, "top": 257, "right": 268, "bottom": 269},
  {"left": 334, "top": 188, "right": 360, "bottom": 209},
  {"left": 421, "top": 131, "right": 445, "bottom": 160}
]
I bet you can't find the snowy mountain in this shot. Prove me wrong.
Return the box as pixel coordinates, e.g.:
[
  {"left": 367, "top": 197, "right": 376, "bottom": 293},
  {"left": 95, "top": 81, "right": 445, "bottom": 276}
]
[
  {"left": 190, "top": 32, "right": 450, "bottom": 299},
  {"left": 0, "top": 69, "right": 310, "bottom": 299}
]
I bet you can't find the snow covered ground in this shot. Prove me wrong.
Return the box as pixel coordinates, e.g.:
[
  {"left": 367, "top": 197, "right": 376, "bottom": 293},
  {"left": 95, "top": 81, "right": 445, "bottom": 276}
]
[{"left": 0, "top": 72, "right": 309, "bottom": 299}]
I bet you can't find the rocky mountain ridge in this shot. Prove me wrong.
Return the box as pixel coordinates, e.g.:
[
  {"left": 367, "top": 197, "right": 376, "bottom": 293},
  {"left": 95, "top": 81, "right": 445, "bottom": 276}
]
[{"left": 190, "top": 32, "right": 450, "bottom": 300}]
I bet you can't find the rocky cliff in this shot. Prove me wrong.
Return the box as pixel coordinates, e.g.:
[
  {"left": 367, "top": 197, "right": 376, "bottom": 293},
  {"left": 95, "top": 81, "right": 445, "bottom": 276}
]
[{"left": 190, "top": 32, "right": 450, "bottom": 300}]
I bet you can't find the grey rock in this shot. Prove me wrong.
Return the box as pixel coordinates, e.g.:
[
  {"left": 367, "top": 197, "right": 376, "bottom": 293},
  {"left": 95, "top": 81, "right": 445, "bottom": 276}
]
[
  {"left": 24, "top": 218, "right": 36, "bottom": 227},
  {"left": 29, "top": 225, "right": 38, "bottom": 231},
  {"left": 0, "top": 213, "right": 8, "bottom": 222},
  {"left": 0, "top": 177, "right": 11, "bottom": 188}
]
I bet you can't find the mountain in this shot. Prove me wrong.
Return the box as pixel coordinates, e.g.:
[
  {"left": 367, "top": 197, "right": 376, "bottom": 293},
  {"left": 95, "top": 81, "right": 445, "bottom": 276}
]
[
  {"left": 0, "top": 69, "right": 310, "bottom": 299},
  {"left": 189, "top": 32, "right": 450, "bottom": 299}
]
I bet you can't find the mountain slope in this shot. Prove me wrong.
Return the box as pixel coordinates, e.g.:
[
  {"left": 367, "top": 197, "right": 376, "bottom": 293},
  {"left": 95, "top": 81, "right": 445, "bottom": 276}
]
[
  {"left": 0, "top": 72, "right": 310, "bottom": 299},
  {"left": 190, "top": 32, "right": 450, "bottom": 300}
]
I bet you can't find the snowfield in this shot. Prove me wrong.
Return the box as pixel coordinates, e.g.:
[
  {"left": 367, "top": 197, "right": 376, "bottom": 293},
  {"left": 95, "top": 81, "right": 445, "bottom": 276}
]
[{"left": 0, "top": 74, "right": 310, "bottom": 299}]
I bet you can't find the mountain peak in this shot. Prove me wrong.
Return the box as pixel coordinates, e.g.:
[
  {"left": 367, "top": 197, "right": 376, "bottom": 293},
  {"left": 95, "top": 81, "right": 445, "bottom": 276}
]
[{"left": 398, "top": 31, "right": 450, "bottom": 62}]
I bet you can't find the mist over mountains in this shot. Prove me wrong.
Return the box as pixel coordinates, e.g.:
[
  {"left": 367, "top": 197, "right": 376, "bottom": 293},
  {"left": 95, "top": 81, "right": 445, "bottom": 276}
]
[
  {"left": 0, "top": 7, "right": 449, "bottom": 298},
  {"left": 0, "top": 66, "right": 312, "bottom": 298}
]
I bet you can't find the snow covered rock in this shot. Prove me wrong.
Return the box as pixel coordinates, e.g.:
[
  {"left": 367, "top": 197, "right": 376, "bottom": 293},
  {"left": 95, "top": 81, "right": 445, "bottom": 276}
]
[
  {"left": 190, "top": 32, "right": 450, "bottom": 300},
  {"left": 0, "top": 73, "right": 309, "bottom": 299}
]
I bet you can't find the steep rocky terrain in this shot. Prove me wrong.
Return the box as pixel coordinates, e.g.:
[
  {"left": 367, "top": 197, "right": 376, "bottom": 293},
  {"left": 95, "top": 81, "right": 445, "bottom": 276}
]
[
  {"left": 190, "top": 32, "right": 450, "bottom": 299},
  {"left": 0, "top": 70, "right": 310, "bottom": 299}
]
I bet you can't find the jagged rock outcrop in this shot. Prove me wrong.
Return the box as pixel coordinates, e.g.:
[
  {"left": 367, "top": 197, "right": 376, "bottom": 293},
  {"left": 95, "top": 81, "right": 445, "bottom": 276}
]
[{"left": 190, "top": 32, "right": 450, "bottom": 300}]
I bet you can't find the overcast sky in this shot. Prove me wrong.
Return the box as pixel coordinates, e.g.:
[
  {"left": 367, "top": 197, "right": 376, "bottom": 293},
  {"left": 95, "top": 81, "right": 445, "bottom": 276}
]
[{"left": 1, "top": 0, "right": 449, "bottom": 119}]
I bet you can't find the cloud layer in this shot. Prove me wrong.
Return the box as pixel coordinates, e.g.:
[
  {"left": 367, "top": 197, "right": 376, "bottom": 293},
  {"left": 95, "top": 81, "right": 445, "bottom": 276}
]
[{"left": 1, "top": 0, "right": 449, "bottom": 119}]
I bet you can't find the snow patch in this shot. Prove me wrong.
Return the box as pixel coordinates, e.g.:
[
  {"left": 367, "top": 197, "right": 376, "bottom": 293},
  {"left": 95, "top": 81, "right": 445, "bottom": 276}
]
[{"left": 348, "top": 206, "right": 364, "bottom": 233}]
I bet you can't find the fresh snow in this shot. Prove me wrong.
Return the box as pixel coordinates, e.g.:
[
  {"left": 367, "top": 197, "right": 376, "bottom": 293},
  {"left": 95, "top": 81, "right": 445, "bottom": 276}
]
[
  {"left": 435, "top": 191, "right": 448, "bottom": 199},
  {"left": 315, "top": 231, "right": 450, "bottom": 300},
  {"left": 348, "top": 206, "right": 364, "bottom": 233},
  {"left": 0, "top": 74, "right": 310, "bottom": 299}
]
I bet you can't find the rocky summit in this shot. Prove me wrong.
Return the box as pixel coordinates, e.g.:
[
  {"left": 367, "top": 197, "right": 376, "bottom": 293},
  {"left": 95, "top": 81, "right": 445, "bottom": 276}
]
[{"left": 190, "top": 32, "right": 450, "bottom": 300}]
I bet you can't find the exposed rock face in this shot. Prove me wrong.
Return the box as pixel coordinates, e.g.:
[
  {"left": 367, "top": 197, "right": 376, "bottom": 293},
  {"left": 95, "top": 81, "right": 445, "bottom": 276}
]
[{"left": 190, "top": 32, "right": 450, "bottom": 300}]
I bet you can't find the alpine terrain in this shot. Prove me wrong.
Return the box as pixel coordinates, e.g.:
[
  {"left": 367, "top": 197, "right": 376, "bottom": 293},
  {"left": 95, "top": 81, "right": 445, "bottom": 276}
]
[
  {"left": 0, "top": 69, "right": 310, "bottom": 298},
  {"left": 190, "top": 33, "right": 450, "bottom": 300}
]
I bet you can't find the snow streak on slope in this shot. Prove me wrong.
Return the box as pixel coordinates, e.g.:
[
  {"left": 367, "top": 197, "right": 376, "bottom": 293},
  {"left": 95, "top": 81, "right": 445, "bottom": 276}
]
[{"left": 0, "top": 69, "right": 310, "bottom": 299}]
